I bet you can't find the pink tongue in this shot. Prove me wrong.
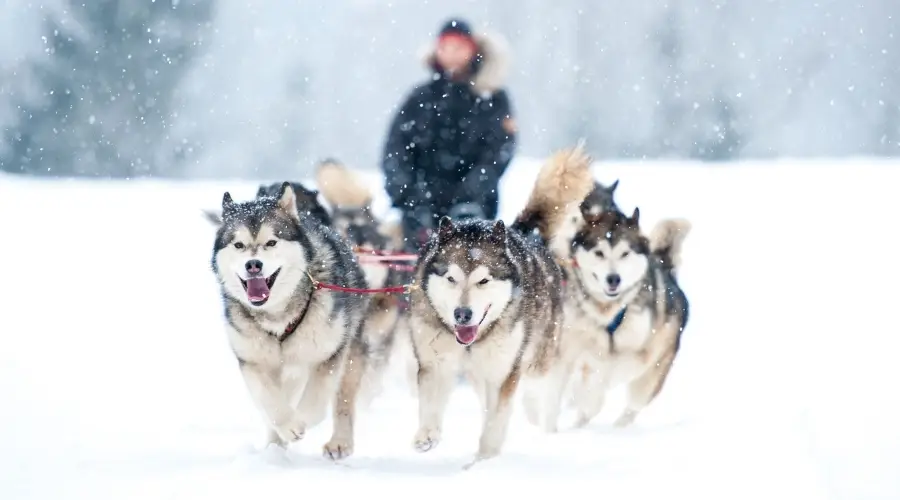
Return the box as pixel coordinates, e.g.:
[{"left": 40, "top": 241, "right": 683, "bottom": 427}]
[
  {"left": 454, "top": 325, "right": 478, "bottom": 345},
  {"left": 246, "top": 277, "right": 270, "bottom": 302}
]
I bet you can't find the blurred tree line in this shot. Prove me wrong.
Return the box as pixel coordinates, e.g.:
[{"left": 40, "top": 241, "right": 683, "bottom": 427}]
[
  {"left": 1, "top": 0, "right": 899, "bottom": 179},
  {"left": 0, "top": 0, "right": 213, "bottom": 177}
]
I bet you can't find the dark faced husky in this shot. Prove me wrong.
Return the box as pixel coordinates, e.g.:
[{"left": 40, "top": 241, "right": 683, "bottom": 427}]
[
  {"left": 546, "top": 179, "right": 621, "bottom": 260},
  {"left": 210, "top": 182, "right": 371, "bottom": 460},
  {"left": 527, "top": 200, "right": 691, "bottom": 430},
  {"left": 407, "top": 146, "right": 595, "bottom": 467},
  {"left": 202, "top": 180, "right": 332, "bottom": 228}
]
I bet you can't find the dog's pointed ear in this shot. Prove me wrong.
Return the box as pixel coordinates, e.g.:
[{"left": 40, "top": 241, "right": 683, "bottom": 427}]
[
  {"left": 608, "top": 179, "right": 619, "bottom": 193},
  {"left": 278, "top": 181, "right": 300, "bottom": 220},
  {"left": 629, "top": 207, "right": 640, "bottom": 226},
  {"left": 490, "top": 220, "right": 507, "bottom": 245},
  {"left": 222, "top": 192, "right": 236, "bottom": 216},
  {"left": 255, "top": 185, "right": 268, "bottom": 199},
  {"left": 438, "top": 216, "right": 454, "bottom": 243}
]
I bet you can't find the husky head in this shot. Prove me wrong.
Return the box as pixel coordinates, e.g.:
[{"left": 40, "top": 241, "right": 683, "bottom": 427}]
[
  {"left": 421, "top": 217, "right": 515, "bottom": 346},
  {"left": 203, "top": 181, "right": 331, "bottom": 228},
  {"left": 256, "top": 181, "right": 332, "bottom": 227},
  {"left": 331, "top": 205, "right": 392, "bottom": 288},
  {"left": 582, "top": 180, "right": 620, "bottom": 217},
  {"left": 552, "top": 180, "right": 621, "bottom": 257},
  {"left": 572, "top": 206, "right": 649, "bottom": 302},
  {"left": 211, "top": 182, "right": 310, "bottom": 310}
]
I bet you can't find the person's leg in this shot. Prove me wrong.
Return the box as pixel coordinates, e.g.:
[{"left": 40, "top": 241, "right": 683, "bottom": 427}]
[{"left": 459, "top": 173, "right": 499, "bottom": 220}]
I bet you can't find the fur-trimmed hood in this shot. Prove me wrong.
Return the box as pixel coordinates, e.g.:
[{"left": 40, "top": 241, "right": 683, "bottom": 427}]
[{"left": 419, "top": 30, "right": 510, "bottom": 96}]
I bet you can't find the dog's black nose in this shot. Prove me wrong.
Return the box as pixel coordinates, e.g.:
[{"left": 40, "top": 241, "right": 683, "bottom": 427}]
[
  {"left": 453, "top": 306, "right": 473, "bottom": 325},
  {"left": 606, "top": 273, "right": 621, "bottom": 288},
  {"left": 245, "top": 259, "right": 264, "bottom": 275}
]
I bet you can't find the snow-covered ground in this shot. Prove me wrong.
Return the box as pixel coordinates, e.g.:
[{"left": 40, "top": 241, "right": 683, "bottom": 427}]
[{"left": 1, "top": 157, "right": 898, "bottom": 500}]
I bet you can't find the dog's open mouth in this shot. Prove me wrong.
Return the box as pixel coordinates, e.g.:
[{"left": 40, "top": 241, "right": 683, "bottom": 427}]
[
  {"left": 454, "top": 325, "right": 478, "bottom": 345},
  {"left": 453, "top": 305, "right": 492, "bottom": 346},
  {"left": 240, "top": 268, "right": 280, "bottom": 306},
  {"left": 604, "top": 287, "right": 620, "bottom": 298}
]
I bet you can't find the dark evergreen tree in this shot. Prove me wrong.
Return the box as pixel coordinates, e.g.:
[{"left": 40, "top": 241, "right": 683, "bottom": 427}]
[{"left": 1, "top": 0, "right": 213, "bottom": 177}]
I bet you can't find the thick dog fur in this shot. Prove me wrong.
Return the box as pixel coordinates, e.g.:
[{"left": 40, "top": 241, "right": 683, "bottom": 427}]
[
  {"left": 315, "top": 159, "right": 373, "bottom": 209},
  {"left": 210, "top": 182, "right": 371, "bottom": 460},
  {"left": 407, "top": 216, "right": 564, "bottom": 466},
  {"left": 203, "top": 181, "right": 332, "bottom": 228},
  {"left": 405, "top": 146, "right": 597, "bottom": 465},
  {"left": 648, "top": 217, "right": 691, "bottom": 277},
  {"left": 547, "top": 180, "right": 622, "bottom": 261},
  {"left": 533, "top": 206, "right": 691, "bottom": 430},
  {"left": 511, "top": 142, "right": 596, "bottom": 241},
  {"left": 314, "top": 158, "right": 412, "bottom": 404}
]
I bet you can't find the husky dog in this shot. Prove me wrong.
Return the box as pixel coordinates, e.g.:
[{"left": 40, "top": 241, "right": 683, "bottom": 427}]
[
  {"left": 203, "top": 180, "right": 332, "bottom": 228},
  {"left": 547, "top": 180, "right": 622, "bottom": 261},
  {"left": 524, "top": 197, "right": 691, "bottom": 430},
  {"left": 315, "top": 159, "right": 410, "bottom": 404},
  {"left": 210, "top": 182, "right": 371, "bottom": 460},
  {"left": 255, "top": 181, "right": 333, "bottom": 227},
  {"left": 407, "top": 145, "right": 594, "bottom": 466},
  {"left": 582, "top": 180, "right": 620, "bottom": 217}
]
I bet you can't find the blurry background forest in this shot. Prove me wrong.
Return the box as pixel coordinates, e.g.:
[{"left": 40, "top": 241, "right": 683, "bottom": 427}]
[{"left": 0, "top": 0, "right": 898, "bottom": 179}]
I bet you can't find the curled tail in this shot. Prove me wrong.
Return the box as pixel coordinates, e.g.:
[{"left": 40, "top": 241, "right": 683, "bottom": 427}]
[
  {"left": 649, "top": 218, "right": 691, "bottom": 274},
  {"left": 511, "top": 141, "right": 595, "bottom": 241},
  {"left": 315, "top": 158, "right": 373, "bottom": 209}
]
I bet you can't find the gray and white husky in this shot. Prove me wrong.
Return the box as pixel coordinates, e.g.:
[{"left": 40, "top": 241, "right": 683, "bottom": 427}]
[
  {"left": 210, "top": 182, "right": 371, "bottom": 460},
  {"left": 519, "top": 173, "right": 691, "bottom": 430},
  {"left": 406, "top": 145, "right": 595, "bottom": 467}
]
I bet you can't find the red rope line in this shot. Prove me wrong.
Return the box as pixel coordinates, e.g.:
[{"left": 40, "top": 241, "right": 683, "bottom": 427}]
[
  {"left": 305, "top": 269, "right": 418, "bottom": 295},
  {"left": 384, "top": 263, "right": 416, "bottom": 272},
  {"left": 356, "top": 253, "right": 419, "bottom": 263},
  {"left": 314, "top": 282, "right": 411, "bottom": 294},
  {"left": 353, "top": 248, "right": 419, "bottom": 261}
]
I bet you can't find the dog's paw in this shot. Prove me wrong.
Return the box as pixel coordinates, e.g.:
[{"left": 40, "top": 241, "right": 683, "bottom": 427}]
[
  {"left": 322, "top": 438, "right": 354, "bottom": 461},
  {"left": 541, "top": 421, "right": 559, "bottom": 434},
  {"left": 573, "top": 414, "right": 592, "bottom": 429},
  {"left": 412, "top": 427, "right": 441, "bottom": 453},
  {"left": 612, "top": 410, "right": 637, "bottom": 428},
  {"left": 273, "top": 420, "right": 306, "bottom": 443},
  {"left": 463, "top": 448, "right": 499, "bottom": 470}
]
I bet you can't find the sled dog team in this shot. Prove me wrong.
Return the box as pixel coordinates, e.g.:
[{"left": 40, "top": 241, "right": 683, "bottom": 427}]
[{"left": 206, "top": 144, "right": 691, "bottom": 468}]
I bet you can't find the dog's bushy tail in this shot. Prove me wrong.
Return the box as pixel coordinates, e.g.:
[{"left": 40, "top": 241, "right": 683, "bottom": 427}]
[
  {"left": 315, "top": 158, "right": 372, "bottom": 208},
  {"left": 649, "top": 218, "right": 691, "bottom": 274},
  {"left": 511, "top": 141, "right": 595, "bottom": 241}
]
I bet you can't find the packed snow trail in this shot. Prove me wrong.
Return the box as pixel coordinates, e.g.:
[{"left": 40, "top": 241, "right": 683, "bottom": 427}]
[{"left": 0, "top": 158, "right": 898, "bottom": 500}]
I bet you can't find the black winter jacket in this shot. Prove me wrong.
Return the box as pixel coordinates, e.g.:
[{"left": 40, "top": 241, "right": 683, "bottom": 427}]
[{"left": 381, "top": 33, "right": 516, "bottom": 220}]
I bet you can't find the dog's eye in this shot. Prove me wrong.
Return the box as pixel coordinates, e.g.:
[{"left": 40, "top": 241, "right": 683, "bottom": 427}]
[
  {"left": 266, "top": 240, "right": 277, "bottom": 247},
  {"left": 233, "top": 242, "right": 245, "bottom": 250},
  {"left": 595, "top": 250, "right": 605, "bottom": 258},
  {"left": 478, "top": 278, "right": 489, "bottom": 286},
  {"left": 447, "top": 276, "right": 456, "bottom": 284},
  {"left": 621, "top": 251, "right": 630, "bottom": 258}
]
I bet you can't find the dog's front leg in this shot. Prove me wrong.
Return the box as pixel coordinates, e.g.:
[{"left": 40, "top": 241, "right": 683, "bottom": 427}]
[
  {"left": 413, "top": 358, "right": 456, "bottom": 453},
  {"left": 239, "top": 363, "right": 305, "bottom": 445},
  {"left": 470, "top": 367, "right": 521, "bottom": 465},
  {"left": 295, "top": 347, "right": 348, "bottom": 432},
  {"left": 323, "top": 339, "right": 367, "bottom": 460},
  {"left": 537, "top": 355, "right": 577, "bottom": 433}
]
